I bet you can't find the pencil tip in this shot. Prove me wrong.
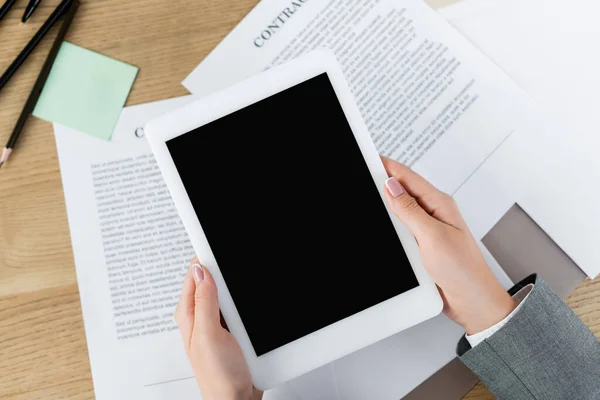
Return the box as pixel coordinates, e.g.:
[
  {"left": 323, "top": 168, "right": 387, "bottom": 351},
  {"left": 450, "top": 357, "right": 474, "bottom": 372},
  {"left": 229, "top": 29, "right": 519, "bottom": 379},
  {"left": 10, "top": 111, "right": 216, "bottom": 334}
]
[{"left": 0, "top": 148, "right": 12, "bottom": 167}]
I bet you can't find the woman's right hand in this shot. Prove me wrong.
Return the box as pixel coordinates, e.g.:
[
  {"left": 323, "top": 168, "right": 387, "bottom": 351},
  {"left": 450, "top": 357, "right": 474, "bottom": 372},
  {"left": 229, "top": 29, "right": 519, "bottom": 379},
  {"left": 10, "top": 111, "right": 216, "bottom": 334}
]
[{"left": 381, "top": 156, "right": 516, "bottom": 335}]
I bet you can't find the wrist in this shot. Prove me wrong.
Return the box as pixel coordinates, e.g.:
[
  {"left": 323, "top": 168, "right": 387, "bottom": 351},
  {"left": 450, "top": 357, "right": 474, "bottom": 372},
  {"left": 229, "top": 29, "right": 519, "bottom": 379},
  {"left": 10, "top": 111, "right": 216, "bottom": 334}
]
[
  {"left": 447, "top": 285, "right": 517, "bottom": 335},
  {"left": 463, "top": 291, "right": 516, "bottom": 335}
]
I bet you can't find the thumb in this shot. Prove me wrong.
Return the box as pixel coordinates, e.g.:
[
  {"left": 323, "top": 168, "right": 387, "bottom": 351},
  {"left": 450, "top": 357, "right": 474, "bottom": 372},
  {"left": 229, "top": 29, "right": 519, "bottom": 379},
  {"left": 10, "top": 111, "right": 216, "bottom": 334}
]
[
  {"left": 192, "top": 264, "right": 221, "bottom": 333},
  {"left": 384, "top": 177, "right": 436, "bottom": 237}
]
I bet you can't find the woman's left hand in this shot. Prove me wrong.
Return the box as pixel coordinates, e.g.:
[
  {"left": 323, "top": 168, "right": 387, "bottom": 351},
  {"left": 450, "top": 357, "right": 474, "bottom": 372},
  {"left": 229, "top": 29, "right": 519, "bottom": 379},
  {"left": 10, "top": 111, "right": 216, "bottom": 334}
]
[{"left": 175, "top": 257, "right": 263, "bottom": 400}]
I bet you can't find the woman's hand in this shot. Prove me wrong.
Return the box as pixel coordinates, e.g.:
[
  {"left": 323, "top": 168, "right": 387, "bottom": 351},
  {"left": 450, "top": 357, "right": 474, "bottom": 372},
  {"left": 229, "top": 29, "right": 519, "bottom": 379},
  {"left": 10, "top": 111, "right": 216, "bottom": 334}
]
[
  {"left": 175, "top": 258, "right": 263, "bottom": 400},
  {"left": 381, "top": 156, "right": 516, "bottom": 335}
]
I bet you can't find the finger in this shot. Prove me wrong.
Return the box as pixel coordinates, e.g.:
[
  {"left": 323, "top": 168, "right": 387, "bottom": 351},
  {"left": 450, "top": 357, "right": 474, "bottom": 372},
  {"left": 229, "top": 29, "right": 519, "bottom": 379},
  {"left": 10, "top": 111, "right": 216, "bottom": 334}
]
[
  {"left": 384, "top": 177, "right": 438, "bottom": 237},
  {"left": 193, "top": 264, "right": 221, "bottom": 333},
  {"left": 381, "top": 156, "right": 440, "bottom": 201},
  {"left": 175, "top": 258, "right": 198, "bottom": 348},
  {"left": 381, "top": 156, "right": 458, "bottom": 225}
]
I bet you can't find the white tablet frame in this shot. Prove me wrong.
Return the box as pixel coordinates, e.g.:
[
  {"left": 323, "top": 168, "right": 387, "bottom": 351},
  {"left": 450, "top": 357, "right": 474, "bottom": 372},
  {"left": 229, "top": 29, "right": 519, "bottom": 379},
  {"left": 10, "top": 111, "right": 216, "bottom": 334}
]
[{"left": 145, "top": 48, "right": 443, "bottom": 390}]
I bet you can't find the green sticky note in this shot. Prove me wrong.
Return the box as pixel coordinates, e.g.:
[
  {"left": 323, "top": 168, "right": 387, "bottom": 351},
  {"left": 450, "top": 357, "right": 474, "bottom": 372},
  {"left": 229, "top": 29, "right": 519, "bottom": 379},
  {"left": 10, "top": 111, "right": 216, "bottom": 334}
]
[{"left": 33, "top": 42, "right": 138, "bottom": 141}]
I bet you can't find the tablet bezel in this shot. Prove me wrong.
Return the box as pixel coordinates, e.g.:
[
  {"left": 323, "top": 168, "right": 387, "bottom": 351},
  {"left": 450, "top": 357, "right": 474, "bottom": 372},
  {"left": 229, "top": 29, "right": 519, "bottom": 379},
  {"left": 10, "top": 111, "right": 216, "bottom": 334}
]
[{"left": 145, "top": 48, "right": 443, "bottom": 390}]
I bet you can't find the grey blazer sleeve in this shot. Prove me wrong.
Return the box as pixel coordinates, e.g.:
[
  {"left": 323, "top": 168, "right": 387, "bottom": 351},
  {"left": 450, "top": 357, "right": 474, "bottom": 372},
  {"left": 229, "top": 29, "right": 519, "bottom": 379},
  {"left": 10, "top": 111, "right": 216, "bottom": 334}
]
[{"left": 456, "top": 274, "right": 600, "bottom": 400}]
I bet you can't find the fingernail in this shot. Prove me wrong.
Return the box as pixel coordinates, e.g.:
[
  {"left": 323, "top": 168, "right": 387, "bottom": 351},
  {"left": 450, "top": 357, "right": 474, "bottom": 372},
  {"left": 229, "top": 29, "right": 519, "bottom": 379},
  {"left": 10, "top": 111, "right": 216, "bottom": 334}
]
[
  {"left": 385, "top": 177, "right": 404, "bottom": 197},
  {"left": 192, "top": 264, "right": 204, "bottom": 283}
]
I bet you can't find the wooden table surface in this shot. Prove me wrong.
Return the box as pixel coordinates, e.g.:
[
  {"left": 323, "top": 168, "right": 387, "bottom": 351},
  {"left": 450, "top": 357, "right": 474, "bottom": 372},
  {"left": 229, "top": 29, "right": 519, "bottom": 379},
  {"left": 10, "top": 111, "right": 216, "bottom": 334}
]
[{"left": 0, "top": 0, "right": 598, "bottom": 399}]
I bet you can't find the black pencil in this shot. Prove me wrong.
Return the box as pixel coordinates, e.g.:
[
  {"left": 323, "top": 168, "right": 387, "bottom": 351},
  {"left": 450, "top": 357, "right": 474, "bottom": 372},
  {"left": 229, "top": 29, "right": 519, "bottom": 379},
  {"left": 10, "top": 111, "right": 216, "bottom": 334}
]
[
  {"left": 0, "top": 0, "right": 79, "bottom": 168},
  {"left": 22, "top": 0, "right": 43, "bottom": 23},
  {"left": 0, "top": 0, "right": 73, "bottom": 94},
  {"left": 0, "top": 0, "right": 17, "bottom": 22}
]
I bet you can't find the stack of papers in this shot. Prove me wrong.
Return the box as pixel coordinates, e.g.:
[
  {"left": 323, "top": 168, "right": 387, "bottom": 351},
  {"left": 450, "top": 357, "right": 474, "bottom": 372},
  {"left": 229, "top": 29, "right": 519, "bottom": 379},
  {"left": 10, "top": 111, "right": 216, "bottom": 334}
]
[{"left": 52, "top": 0, "right": 600, "bottom": 399}]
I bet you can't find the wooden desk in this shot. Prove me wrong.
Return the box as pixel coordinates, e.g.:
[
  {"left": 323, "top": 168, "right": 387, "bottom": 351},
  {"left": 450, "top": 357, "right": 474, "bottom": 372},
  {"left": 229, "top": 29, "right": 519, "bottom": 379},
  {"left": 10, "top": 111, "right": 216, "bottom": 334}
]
[{"left": 0, "top": 0, "right": 598, "bottom": 399}]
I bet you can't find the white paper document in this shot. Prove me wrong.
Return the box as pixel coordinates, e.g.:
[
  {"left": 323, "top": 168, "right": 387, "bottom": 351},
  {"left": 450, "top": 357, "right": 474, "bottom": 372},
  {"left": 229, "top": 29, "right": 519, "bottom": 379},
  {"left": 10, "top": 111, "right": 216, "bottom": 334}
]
[
  {"left": 54, "top": 97, "right": 338, "bottom": 400},
  {"left": 437, "top": 0, "right": 600, "bottom": 277},
  {"left": 184, "top": 0, "right": 528, "bottom": 197}
]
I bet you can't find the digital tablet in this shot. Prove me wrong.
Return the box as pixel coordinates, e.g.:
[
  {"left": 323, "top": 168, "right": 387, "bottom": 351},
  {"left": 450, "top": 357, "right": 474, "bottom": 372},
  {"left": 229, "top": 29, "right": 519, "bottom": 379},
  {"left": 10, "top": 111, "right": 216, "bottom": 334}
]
[{"left": 145, "top": 49, "right": 443, "bottom": 390}]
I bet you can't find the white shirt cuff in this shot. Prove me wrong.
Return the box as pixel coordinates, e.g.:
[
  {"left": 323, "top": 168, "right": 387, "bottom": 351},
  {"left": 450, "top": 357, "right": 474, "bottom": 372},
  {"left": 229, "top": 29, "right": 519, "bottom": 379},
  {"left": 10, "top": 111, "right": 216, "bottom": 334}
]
[{"left": 466, "top": 283, "right": 534, "bottom": 348}]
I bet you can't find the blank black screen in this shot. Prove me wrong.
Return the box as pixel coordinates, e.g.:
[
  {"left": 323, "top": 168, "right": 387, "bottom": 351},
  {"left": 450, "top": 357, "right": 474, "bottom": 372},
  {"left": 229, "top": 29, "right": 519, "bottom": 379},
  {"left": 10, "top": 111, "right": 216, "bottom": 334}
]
[{"left": 167, "top": 73, "right": 419, "bottom": 356}]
